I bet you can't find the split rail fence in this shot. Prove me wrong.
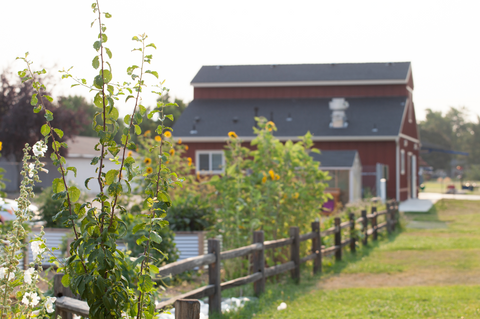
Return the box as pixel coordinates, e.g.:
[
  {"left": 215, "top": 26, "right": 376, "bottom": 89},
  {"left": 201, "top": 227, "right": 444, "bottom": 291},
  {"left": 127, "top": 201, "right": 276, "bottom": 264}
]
[{"left": 54, "top": 201, "right": 399, "bottom": 318}]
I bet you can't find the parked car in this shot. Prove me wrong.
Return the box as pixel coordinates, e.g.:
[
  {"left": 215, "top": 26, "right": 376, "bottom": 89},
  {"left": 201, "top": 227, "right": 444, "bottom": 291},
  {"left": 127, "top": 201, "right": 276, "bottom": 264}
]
[{"left": 0, "top": 198, "right": 39, "bottom": 223}]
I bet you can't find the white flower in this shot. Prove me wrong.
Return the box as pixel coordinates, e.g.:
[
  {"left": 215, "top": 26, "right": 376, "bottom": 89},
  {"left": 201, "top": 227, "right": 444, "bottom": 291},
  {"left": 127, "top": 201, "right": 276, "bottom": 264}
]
[
  {"left": 277, "top": 302, "right": 287, "bottom": 311},
  {"left": 45, "top": 296, "right": 56, "bottom": 313},
  {"left": 24, "top": 268, "right": 36, "bottom": 284},
  {"left": 31, "top": 241, "right": 45, "bottom": 260},
  {"left": 0, "top": 267, "right": 6, "bottom": 279},
  {"left": 33, "top": 141, "right": 48, "bottom": 157},
  {"left": 7, "top": 272, "right": 14, "bottom": 281},
  {"left": 22, "top": 292, "right": 40, "bottom": 307},
  {"left": 28, "top": 163, "right": 35, "bottom": 178}
]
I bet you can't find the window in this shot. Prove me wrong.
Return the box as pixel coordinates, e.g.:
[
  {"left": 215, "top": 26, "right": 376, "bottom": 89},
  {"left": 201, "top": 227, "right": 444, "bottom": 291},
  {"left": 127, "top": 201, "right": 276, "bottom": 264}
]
[
  {"left": 400, "top": 149, "right": 405, "bottom": 175},
  {"left": 196, "top": 151, "right": 224, "bottom": 174}
]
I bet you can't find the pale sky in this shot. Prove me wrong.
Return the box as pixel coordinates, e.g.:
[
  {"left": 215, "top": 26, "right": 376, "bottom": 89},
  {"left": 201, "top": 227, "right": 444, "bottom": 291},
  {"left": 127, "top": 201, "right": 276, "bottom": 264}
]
[{"left": 2, "top": 0, "right": 480, "bottom": 121}]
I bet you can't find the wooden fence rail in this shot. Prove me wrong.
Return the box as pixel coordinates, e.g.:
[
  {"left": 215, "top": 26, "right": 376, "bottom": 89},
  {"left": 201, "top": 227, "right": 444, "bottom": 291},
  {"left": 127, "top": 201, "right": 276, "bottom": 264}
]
[{"left": 54, "top": 201, "right": 399, "bottom": 319}]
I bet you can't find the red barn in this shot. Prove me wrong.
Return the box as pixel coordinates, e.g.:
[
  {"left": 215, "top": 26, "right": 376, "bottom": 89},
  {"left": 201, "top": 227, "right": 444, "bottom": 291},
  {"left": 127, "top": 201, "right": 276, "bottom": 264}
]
[{"left": 174, "top": 62, "right": 419, "bottom": 201}]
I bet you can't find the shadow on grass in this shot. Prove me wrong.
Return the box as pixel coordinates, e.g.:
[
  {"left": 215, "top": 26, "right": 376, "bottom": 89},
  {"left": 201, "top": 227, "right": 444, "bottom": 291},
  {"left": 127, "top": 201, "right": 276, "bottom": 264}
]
[{"left": 213, "top": 229, "right": 403, "bottom": 319}]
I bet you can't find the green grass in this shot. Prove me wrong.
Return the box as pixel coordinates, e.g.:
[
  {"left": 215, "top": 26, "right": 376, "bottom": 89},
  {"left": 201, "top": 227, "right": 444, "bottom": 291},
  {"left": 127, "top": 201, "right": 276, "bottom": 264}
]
[{"left": 215, "top": 199, "right": 480, "bottom": 318}]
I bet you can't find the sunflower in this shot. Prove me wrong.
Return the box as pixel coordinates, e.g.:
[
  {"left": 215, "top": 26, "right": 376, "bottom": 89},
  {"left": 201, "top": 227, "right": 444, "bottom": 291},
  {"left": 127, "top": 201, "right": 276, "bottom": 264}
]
[
  {"left": 127, "top": 151, "right": 133, "bottom": 157},
  {"left": 155, "top": 135, "right": 162, "bottom": 142},
  {"left": 0, "top": 141, "right": 2, "bottom": 151},
  {"left": 144, "top": 130, "right": 151, "bottom": 137},
  {"left": 164, "top": 131, "right": 172, "bottom": 138},
  {"left": 228, "top": 131, "right": 238, "bottom": 139},
  {"left": 177, "top": 138, "right": 182, "bottom": 144},
  {"left": 293, "top": 192, "right": 299, "bottom": 199},
  {"left": 266, "top": 121, "right": 276, "bottom": 132},
  {"left": 146, "top": 167, "right": 153, "bottom": 174},
  {"left": 275, "top": 174, "right": 280, "bottom": 180},
  {"left": 144, "top": 157, "right": 152, "bottom": 165},
  {"left": 268, "top": 169, "right": 275, "bottom": 180},
  {"left": 262, "top": 176, "right": 267, "bottom": 183},
  {"left": 169, "top": 149, "right": 175, "bottom": 156},
  {"left": 187, "top": 157, "right": 192, "bottom": 166},
  {"left": 185, "top": 145, "right": 189, "bottom": 150}
]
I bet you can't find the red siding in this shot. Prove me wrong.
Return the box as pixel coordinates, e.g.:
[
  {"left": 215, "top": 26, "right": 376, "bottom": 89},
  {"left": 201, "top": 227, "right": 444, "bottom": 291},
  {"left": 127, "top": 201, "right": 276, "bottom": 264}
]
[
  {"left": 400, "top": 99, "right": 419, "bottom": 139},
  {"left": 194, "top": 84, "right": 409, "bottom": 100},
  {"left": 398, "top": 137, "right": 420, "bottom": 201}
]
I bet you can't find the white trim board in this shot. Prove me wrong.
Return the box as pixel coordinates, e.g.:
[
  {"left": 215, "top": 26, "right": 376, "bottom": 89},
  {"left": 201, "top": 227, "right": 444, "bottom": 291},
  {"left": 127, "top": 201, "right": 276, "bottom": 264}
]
[
  {"left": 178, "top": 135, "right": 399, "bottom": 143},
  {"left": 192, "top": 79, "right": 408, "bottom": 88}
]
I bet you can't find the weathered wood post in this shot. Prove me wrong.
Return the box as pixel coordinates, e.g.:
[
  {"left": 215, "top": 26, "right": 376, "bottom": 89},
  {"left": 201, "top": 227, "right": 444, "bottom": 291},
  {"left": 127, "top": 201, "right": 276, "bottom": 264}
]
[
  {"left": 372, "top": 206, "right": 378, "bottom": 241},
  {"left": 349, "top": 213, "right": 356, "bottom": 253},
  {"left": 361, "top": 210, "right": 368, "bottom": 245},
  {"left": 208, "top": 239, "right": 221, "bottom": 315},
  {"left": 53, "top": 274, "right": 76, "bottom": 319},
  {"left": 252, "top": 231, "right": 265, "bottom": 296},
  {"left": 175, "top": 299, "right": 200, "bottom": 319},
  {"left": 311, "top": 221, "right": 322, "bottom": 274},
  {"left": 392, "top": 201, "right": 398, "bottom": 231},
  {"left": 386, "top": 204, "right": 392, "bottom": 234},
  {"left": 290, "top": 226, "right": 300, "bottom": 283},
  {"left": 334, "top": 217, "right": 342, "bottom": 261}
]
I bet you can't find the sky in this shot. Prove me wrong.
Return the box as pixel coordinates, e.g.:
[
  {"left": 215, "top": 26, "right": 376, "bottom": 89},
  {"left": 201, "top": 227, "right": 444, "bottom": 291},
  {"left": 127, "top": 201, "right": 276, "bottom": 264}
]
[{"left": 2, "top": 0, "right": 480, "bottom": 121}]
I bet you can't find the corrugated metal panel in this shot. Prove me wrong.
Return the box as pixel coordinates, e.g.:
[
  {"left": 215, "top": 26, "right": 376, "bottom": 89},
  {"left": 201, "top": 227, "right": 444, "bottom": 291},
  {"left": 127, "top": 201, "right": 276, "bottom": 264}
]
[
  {"left": 174, "top": 235, "right": 199, "bottom": 261},
  {"left": 27, "top": 230, "right": 69, "bottom": 266}
]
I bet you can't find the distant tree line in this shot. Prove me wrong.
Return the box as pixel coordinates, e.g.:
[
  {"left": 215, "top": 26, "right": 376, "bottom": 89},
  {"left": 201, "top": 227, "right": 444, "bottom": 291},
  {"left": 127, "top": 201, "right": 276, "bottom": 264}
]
[
  {"left": 419, "top": 107, "right": 480, "bottom": 179},
  {"left": 0, "top": 69, "right": 187, "bottom": 161}
]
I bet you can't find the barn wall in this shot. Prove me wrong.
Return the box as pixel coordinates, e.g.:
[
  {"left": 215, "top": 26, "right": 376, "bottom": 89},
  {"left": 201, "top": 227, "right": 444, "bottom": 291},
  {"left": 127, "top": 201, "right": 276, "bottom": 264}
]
[{"left": 194, "top": 84, "right": 409, "bottom": 100}]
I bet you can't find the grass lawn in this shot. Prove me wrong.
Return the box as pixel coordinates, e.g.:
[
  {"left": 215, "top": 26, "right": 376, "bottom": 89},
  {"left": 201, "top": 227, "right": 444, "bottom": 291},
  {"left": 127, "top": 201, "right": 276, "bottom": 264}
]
[
  {"left": 422, "top": 180, "right": 480, "bottom": 194},
  {"left": 216, "top": 200, "right": 480, "bottom": 318}
]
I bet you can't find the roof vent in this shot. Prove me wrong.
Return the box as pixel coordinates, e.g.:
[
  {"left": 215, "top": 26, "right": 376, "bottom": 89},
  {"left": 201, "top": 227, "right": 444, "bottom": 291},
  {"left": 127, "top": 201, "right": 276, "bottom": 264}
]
[
  {"left": 233, "top": 116, "right": 239, "bottom": 123},
  {"left": 286, "top": 113, "right": 292, "bottom": 122},
  {"left": 216, "top": 65, "right": 222, "bottom": 69},
  {"left": 329, "top": 98, "right": 349, "bottom": 129},
  {"left": 190, "top": 124, "right": 197, "bottom": 135},
  {"left": 372, "top": 124, "right": 378, "bottom": 133}
]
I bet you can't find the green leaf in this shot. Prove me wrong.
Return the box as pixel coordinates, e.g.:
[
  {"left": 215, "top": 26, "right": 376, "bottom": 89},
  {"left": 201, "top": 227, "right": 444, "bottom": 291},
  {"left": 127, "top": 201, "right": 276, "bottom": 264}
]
[
  {"left": 165, "top": 114, "right": 174, "bottom": 121},
  {"left": 90, "top": 157, "right": 99, "bottom": 165},
  {"left": 52, "top": 178, "right": 66, "bottom": 194},
  {"left": 92, "top": 56, "right": 100, "bottom": 69},
  {"left": 149, "top": 264, "right": 160, "bottom": 274},
  {"left": 124, "top": 114, "right": 131, "bottom": 125},
  {"left": 105, "top": 47, "right": 112, "bottom": 59},
  {"left": 85, "top": 177, "right": 94, "bottom": 190},
  {"left": 54, "top": 128, "right": 64, "bottom": 138},
  {"left": 145, "top": 70, "right": 158, "bottom": 79},
  {"left": 150, "top": 231, "right": 162, "bottom": 244},
  {"left": 67, "top": 166, "right": 77, "bottom": 177},
  {"left": 135, "top": 125, "right": 141, "bottom": 135},
  {"left": 136, "top": 235, "right": 148, "bottom": 245},
  {"left": 139, "top": 104, "right": 147, "bottom": 116},
  {"left": 61, "top": 273, "right": 70, "bottom": 287},
  {"left": 44, "top": 110, "right": 54, "bottom": 122},
  {"left": 146, "top": 43, "right": 157, "bottom": 49},
  {"left": 93, "top": 41, "right": 101, "bottom": 51},
  {"left": 33, "top": 105, "right": 42, "bottom": 113},
  {"left": 132, "top": 223, "right": 146, "bottom": 234},
  {"left": 44, "top": 95, "right": 54, "bottom": 102},
  {"left": 41, "top": 124, "right": 50, "bottom": 136},
  {"left": 105, "top": 169, "right": 118, "bottom": 185},
  {"left": 94, "top": 75, "right": 103, "bottom": 89},
  {"left": 68, "top": 186, "right": 81, "bottom": 203},
  {"left": 104, "top": 12, "right": 112, "bottom": 18},
  {"left": 101, "top": 69, "right": 112, "bottom": 83},
  {"left": 30, "top": 94, "right": 38, "bottom": 106},
  {"left": 139, "top": 275, "right": 154, "bottom": 293}
]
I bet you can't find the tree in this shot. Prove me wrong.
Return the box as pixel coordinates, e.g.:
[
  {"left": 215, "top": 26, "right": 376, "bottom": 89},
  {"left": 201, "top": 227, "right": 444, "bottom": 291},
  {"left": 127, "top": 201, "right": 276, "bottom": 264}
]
[
  {"left": 58, "top": 95, "right": 97, "bottom": 137},
  {"left": 0, "top": 72, "right": 83, "bottom": 161}
]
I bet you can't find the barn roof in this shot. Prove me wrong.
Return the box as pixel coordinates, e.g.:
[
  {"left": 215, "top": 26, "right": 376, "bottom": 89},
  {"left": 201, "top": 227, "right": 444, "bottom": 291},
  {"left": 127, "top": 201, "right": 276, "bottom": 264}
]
[
  {"left": 173, "top": 97, "right": 407, "bottom": 141},
  {"left": 311, "top": 150, "right": 359, "bottom": 168},
  {"left": 191, "top": 62, "right": 411, "bottom": 87}
]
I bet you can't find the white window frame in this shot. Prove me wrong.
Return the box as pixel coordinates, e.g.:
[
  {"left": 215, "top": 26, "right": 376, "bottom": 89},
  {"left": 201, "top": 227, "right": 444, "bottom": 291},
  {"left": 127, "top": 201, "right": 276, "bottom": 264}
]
[
  {"left": 196, "top": 150, "right": 225, "bottom": 174},
  {"left": 400, "top": 149, "right": 405, "bottom": 175}
]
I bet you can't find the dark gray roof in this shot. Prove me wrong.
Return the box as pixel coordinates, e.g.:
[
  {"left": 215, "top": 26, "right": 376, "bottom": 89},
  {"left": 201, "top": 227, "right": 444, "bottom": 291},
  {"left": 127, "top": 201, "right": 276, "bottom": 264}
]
[
  {"left": 173, "top": 97, "right": 407, "bottom": 138},
  {"left": 311, "top": 150, "right": 358, "bottom": 168},
  {"left": 191, "top": 62, "right": 411, "bottom": 84}
]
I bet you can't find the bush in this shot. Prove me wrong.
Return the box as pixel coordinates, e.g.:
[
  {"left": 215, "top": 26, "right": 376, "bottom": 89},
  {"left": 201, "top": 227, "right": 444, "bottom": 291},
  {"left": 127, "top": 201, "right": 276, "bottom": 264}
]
[{"left": 166, "top": 195, "right": 214, "bottom": 231}]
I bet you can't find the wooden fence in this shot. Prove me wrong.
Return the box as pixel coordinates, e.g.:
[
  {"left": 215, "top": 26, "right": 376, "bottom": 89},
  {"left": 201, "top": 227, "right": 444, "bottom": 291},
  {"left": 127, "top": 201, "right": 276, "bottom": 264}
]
[{"left": 54, "top": 201, "right": 399, "bottom": 318}]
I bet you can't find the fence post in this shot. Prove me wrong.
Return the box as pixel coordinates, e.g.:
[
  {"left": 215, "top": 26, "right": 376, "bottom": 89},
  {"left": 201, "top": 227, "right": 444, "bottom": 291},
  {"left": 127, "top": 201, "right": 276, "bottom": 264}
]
[
  {"left": 290, "top": 226, "right": 300, "bottom": 283},
  {"left": 311, "top": 221, "right": 322, "bottom": 274},
  {"left": 252, "top": 231, "right": 265, "bottom": 296},
  {"left": 208, "top": 239, "right": 221, "bottom": 315},
  {"left": 175, "top": 299, "right": 200, "bottom": 319},
  {"left": 53, "top": 274, "right": 76, "bottom": 319},
  {"left": 334, "top": 217, "right": 342, "bottom": 261},
  {"left": 386, "top": 204, "right": 392, "bottom": 234},
  {"left": 372, "top": 206, "right": 378, "bottom": 241},
  {"left": 392, "top": 201, "right": 398, "bottom": 231},
  {"left": 361, "top": 210, "right": 368, "bottom": 245},
  {"left": 349, "top": 213, "right": 356, "bottom": 253}
]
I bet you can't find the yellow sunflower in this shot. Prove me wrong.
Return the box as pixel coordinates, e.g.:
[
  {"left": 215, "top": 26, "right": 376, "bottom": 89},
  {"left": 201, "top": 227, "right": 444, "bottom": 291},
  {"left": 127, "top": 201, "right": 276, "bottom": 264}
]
[
  {"left": 262, "top": 176, "right": 267, "bottom": 183},
  {"left": 268, "top": 169, "right": 275, "bottom": 180},
  {"left": 144, "top": 130, "right": 151, "bottom": 137},
  {"left": 0, "top": 141, "right": 2, "bottom": 151},
  {"left": 275, "top": 174, "right": 280, "bottom": 180},
  {"left": 177, "top": 138, "right": 182, "bottom": 144},
  {"left": 127, "top": 151, "right": 133, "bottom": 157},
  {"left": 164, "top": 131, "right": 172, "bottom": 138},
  {"left": 228, "top": 131, "right": 238, "bottom": 139},
  {"left": 169, "top": 149, "right": 175, "bottom": 156},
  {"left": 144, "top": 157, "right": 152, "bottom": 165},
  {"left": 146, "top": 167, "right": 153, "bottom": 174},
  {"left": 155, "top": 135, "right": 162, "bottom": 142},
  {"left": 266, "top": 121, "right": 276, "bottom": 132},
  {"left": 185, "top": 145, "right": 189, "bottom": 150},
  {"left": 187, "top": 157, "right": 192, "bottom": 166},
  {"left": 293, "top": 192, "right": 299, "bottom": 199}
]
